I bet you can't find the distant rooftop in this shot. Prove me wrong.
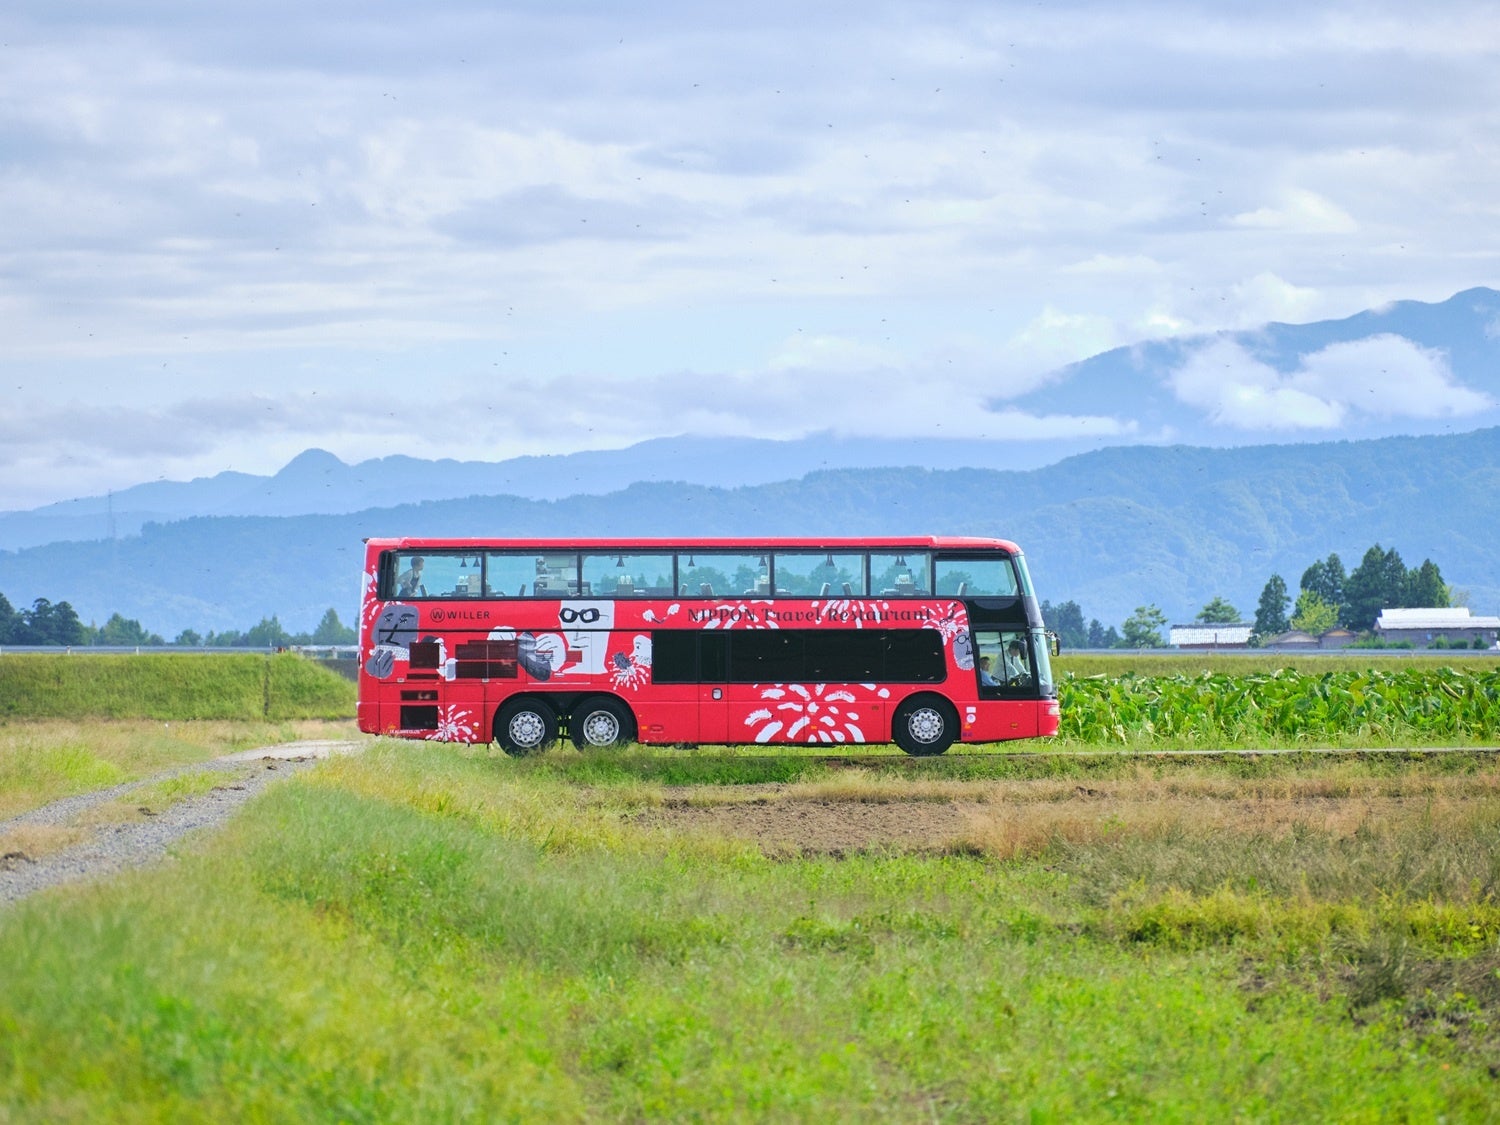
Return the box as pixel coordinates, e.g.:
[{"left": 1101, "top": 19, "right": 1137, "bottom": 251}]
[
  {"left": 1376, "top": 607, "right": 1500, "bottom": 630},
  {"left": 1169, "top": 623, "right": 1253, "bottom": 646}
]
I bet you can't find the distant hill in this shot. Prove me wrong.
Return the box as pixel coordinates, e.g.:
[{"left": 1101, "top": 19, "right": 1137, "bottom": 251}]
[
  {"left": 0, "top": 435, "right": 1113, "bottom": 552},
  {"left": 6, "top": 285, "right": 1496, "bottom": 553},
  {"left": 2, "top": 428, "right": 1497, "bottom": 637}
]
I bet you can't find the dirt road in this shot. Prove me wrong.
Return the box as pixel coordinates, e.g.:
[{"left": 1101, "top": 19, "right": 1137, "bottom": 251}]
[{"left": 0, "top": 740, "right": 361, "bottom": 908}]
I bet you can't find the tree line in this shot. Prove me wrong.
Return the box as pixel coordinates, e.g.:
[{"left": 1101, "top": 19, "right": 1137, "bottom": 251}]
[
  {"left": 1251, "top": 544, "right": 1450, "bottom": 640},
  {"left": 1044, "top": 544, "right": 1460, "bottom": 650},
  {"left": 0, "top": 592, "right": 356, "bottom": 648}
]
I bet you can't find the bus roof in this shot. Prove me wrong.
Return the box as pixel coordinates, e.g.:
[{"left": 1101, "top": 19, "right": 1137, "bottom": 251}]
[{"left": 364, "top": 535, "right": 1023, "bottom": 554}]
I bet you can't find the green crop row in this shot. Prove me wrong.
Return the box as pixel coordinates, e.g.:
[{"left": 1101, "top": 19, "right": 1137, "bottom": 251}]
[{"left": 1059, "top": 666, "right": 1500, "bottom": 745}]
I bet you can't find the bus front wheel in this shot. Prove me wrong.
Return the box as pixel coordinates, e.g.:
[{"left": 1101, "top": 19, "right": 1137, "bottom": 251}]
[
  {"left": 571, "top": 696, "right": 636, "bottom": 751},
  {"left": 892, "top": 695, "right": 957, "bottom": 757},
  {"left": 495, "top": 698, "right": 558, "bottom": 757}
]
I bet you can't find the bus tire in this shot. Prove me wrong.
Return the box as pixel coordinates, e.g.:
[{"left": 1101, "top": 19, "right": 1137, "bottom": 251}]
[
  {"left": 892, "top": 695, "right": 957, "bottom": 757},
  {"left": 495, "top": 697, "right": 558, "bottom": 757},
  {"left": 570, "top": 696, "right": 636, "bottom": 750}
]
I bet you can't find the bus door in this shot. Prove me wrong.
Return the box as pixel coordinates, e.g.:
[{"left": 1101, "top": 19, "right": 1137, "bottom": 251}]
[
  {"left": 644, "top": 630, "right": 730, "bottom": 743},
  {"left": 695, "top": 633, "right": 731, "bottom": 743}
]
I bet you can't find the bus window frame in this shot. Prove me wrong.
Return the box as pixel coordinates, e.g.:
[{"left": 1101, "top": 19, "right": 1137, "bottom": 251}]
[{"left": 934, "top": 553, "right": 1021, "bottom": 598}]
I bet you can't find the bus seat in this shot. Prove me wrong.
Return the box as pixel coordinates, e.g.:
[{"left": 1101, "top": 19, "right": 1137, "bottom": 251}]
[
  {"left": 843, "top": 582, "right": 854, "bottom": 596},
  {"left": 957, "top": 581, "right": 967, "bottom": 595},
  {"left": 700, "top": 583, "right": 714, "bottom": 596},
  {"left": 819, "top": 582, "right": 831, "bottom": 596}
]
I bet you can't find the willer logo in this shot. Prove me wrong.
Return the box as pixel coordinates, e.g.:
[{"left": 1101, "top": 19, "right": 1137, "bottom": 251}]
[{"left": 429, "top": 608, "right": 490, "bottom": 624}]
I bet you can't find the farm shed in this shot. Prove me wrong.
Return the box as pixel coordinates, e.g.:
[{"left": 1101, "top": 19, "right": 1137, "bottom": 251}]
[{"left": 1374, "top": 607, "right": 1500, "bottom": 648}]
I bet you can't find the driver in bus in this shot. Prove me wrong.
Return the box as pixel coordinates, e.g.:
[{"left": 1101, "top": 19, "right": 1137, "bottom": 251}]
[
  {"left": 1003, "top": 639, "right": 1032, "bottom": 687},
  {"left": 398, "top": 557, "right": 426, "bottom": 597}
]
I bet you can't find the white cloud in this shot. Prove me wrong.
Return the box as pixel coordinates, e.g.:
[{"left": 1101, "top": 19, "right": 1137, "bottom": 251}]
[
  {"left": 1231, "top": 189, "right": 1357, "bottom": 234},
  {"left": 1296, "top": 335, "right": 1492, "bottom": 418},
  {"left": 1003, "top": 306, "right": 1126, "bottom": 389},
  {"left": 768, "top": 334, "right": 898, "bottom": 373},
  {"left": 1229, "top": 273, "right": 1323, "bottom": 327},
  {"left": 1168, "top": 334, "right": 1492, "bottom": 430}
]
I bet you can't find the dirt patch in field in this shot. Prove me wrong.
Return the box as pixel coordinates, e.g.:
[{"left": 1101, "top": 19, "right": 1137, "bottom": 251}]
[
  {"left": 645, "top": 797, "right": 990, "bottom": 856},
  {"left": 640, "top": 783, "right": 1500, "bottom": 859}
]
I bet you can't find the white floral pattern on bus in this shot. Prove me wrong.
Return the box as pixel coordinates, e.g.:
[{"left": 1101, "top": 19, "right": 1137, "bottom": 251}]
[
  {"left": 743, "top": 682, "right": 887, "bottom": 744},
  {"left": 425, "top": 706, "right": 478, "bottom": 743}
]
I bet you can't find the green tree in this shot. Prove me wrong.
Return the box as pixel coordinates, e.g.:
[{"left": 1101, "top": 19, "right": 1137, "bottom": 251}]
[
  {"left": 1343, "top": 544, "right": 1407, "bottom": 630},
  {"left": 97, "top": 613, "right": 164, "bottom": 646},
  {"left": 1121, "top": 604, "right": 1167, "bottom": 648},
  {"left": 0, "top": 591, "right": 16, "bottom": 644},
  {"left": 16, "top": 598, "right": 86, "bottom": 645},
  {"left": 1040, "top": 600, "right": 1088, "bottom": 651},
  {"left": 1196, "top": 596, "right": 1240, "bottom": 624},
  {"left": 311, "top": 608, "right": 357, "bottom": 645},
  {"left": 244, "top": 615, "right": 291, "bottom": 649},
  {"left": 1087, "top": 619, "right": 1120, "bottom": 648},
  {"left": 1290, "top": 590, "right": 1339, "bottom": 634},
  {"left": 174, "top": 628, "right": 203, "bottom": 646},
  {"left": 1252, "top": 574, "right": 1290, "bottom": 640},
  {"left": 1300, "top": 553, "right": 1346, "bottom": 614},
  {"left": 1405, "top": 558, "right": 1449, "bottom": 608}
]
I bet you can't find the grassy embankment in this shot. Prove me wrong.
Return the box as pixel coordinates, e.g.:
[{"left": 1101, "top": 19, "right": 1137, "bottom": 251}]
[
  {"left": 4, "top": 741, "right": 1499, "bottom": 1119},
  {"left": 0, "top": 653, "right": 356, "bottom": 818}
]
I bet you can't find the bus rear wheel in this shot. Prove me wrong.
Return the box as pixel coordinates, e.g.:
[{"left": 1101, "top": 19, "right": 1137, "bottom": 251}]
[
  {"left": 892, "top": 695, "right": 957, "bottom": 757},
  {"left": 570, "top": 696, "right": 636, "bottom": 751},
  {"left": 495, "top": 697, "right": 558, "bottom": 757}
]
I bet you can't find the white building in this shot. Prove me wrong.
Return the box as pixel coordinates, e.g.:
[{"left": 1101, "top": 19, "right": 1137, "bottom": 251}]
[
  {"left": 1169, "top": 623, "right": 1253, "bottom": 649},
  {"left": 1374, "top": 607, "right": 1500, "bottom": 648}
]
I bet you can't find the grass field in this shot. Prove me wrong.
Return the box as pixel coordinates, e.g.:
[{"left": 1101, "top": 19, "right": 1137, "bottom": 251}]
[
  {"left": 4, "top": 654, "right": 1499, "bottom": 1118},
  {"left": 4, "top": 739, "right": 1500, "bottom": 1120}
]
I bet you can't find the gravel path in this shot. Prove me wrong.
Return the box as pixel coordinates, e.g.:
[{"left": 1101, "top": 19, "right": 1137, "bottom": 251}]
[{"left": 0, "top": 740, "right": 362, "bottom": 908}]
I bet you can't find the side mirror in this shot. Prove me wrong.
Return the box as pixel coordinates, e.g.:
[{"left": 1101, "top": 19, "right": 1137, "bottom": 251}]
[{"left": 1048, "top": 631, "right": 1061, "bottom": 656}]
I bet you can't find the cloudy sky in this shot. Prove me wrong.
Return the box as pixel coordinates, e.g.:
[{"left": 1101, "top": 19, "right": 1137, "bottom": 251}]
[{"left": 3, "top": 0, "right": 1498, "bottom": 510}]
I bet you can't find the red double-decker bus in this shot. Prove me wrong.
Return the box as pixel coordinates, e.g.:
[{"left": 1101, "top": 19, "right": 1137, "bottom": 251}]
[{"left": 356, "top": 536, "right": 1059, "bottom": 756}]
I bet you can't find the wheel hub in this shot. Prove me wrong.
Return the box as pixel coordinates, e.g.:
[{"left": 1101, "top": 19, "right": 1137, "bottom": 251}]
[
  {"left": 509, "top": 711, "right": 547, "bottom": 747},
  {"left": 908, "top": 707, "right": 944, "bottom": 743},
  {"left": 581, "top": 712, "right": 621, "bottom": 745}
]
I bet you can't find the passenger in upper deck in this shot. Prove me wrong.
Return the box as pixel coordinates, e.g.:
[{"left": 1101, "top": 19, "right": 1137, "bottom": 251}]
[{"left": 398, "top": 557, "right": 426, "bottom": 597}]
